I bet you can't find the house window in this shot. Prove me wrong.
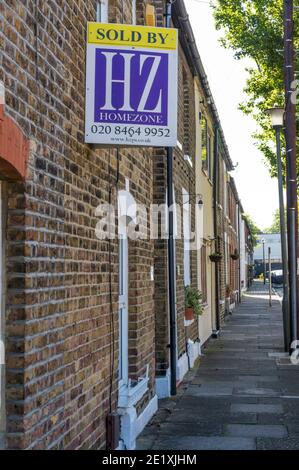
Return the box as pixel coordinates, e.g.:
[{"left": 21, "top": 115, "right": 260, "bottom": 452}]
[
  {"left": 132, "top": 0, "right": 136, "bottom": 25},
  {"left": 96, "top": 0, "right": 108, "bottom": 22},
  {"left": 218, "top": 155, "right": 224, "bottom": 207},
  {"left": 183, "top": 70, "right": 190, "bottom": 157},
  {"left": 183, "top": 188, "right": 190, "bottom": 286},
  {"left": 208, "top": 133, "right": 213, "bottom": 180},
  {"left": 201, "top": 116, "right": 207, "bottom": 171},
  {"left": 201, "top": 116, "right": 213, "bottom": 180},
  {"left": 201, "top": 245, "right": 207, "bottom": 304}
]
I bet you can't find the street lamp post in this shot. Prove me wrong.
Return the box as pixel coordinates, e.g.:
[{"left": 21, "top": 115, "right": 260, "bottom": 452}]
[
  {"left": 266, "top": 107, "right": 290, "bottom": 352},
  {"left": 262, "top": 239, "right": 266, "bottom": 285}
]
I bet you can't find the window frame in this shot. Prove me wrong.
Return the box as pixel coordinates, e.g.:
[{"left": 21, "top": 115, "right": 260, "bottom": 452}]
[
  {"left": 201, "top": 115, "right": 208, "bottom": 172},
  {"left": 183, "top": 188, "right": 191, "bottom": 287},
  {"left": 96, "top": 0, "right": 108, "bottom": 22},
  {"left": 132, "top": 0, "right": 137, "bottom": 25},
  {"left": 201, "top": 244, "right": 208, "bottom": 305}
]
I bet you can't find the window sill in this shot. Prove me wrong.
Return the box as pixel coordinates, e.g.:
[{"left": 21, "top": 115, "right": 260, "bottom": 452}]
[
  {"left": 184, "top": 154, "right": 193, "bottom": 168},
  {"left": 118, "top": 377, "right": 149, "bottom": 408},
  {"left": 201, "top": 168, "right": 213, "bottom": 185},
  {"left": 184, "top": 318, "right": 195, "bottom": 327},
  {"left": 177, "top": 140, "right": 183, "bottom": 151}
]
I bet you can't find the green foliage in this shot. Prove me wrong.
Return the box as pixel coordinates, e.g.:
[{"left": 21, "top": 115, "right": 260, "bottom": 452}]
[
  {"left": 185, "top": 286, "right": 203, "bottom": 315},
  {"left": 243, "top": 213, "right": 261, "bottom": 246},
  {"left": 213, "top": 0, "right": 299, "bottom": 180},
  {"left": 264, "top": 208, "right": 285, "bottom": 233}
]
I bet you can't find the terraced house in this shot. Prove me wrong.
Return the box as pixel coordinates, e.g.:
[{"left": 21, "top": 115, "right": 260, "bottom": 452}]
[{"left": 0, "top": 0, "right": 252, "bottom": 451}]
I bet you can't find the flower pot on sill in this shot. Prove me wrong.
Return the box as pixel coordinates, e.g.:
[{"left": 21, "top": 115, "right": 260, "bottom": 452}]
[{"left": 185, "top": 307, "right": 194, "bottom": 321}]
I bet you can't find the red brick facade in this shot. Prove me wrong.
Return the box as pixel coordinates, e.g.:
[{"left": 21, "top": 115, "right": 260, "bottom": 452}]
[{"left": 0, "top": 0, "right": 159, "bottom": 450}]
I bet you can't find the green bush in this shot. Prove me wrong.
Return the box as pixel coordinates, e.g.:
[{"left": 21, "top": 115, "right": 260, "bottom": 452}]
[{"left": 185, "top": 286, "right": 203, "bottom": 316}]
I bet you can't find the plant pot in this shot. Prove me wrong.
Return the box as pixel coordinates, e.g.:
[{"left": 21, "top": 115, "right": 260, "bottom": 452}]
[{"left": 185, "top": 307, "right": 194, "bottom": 321}]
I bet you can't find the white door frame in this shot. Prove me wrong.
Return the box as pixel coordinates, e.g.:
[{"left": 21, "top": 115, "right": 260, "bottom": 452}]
[{"left": 118, "top": 231, "right": 129, "bottom": 390}]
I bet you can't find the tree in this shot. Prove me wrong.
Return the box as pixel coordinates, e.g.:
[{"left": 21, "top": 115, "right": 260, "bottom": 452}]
[
  {"left": 243, "top": 213, "right": 262, "bottom": 246},
  {"left": 264, "top": 208, "right": 286, "bottom": 233},
  {"left": 213, "top": 0, "right": 299, "bottom": 180}
]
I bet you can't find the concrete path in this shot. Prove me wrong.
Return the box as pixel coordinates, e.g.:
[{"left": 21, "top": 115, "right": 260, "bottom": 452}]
[{"left": 137, "top": 282, "right": 299, "bottom": 450}]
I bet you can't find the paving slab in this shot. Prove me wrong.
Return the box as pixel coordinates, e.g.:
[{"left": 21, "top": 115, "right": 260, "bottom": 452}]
[
  {"left": 286, "top": 424, "right": 299, "bottom": 437},
  {"left": 233, "top": 387, "right": 281, "bottom": 397},
  {"left": 154, "top": 436, "right": 256, "bottom": 450},
  {"left": 169, "top": 411, "right": 258, "bottom": 425},
  {"left": 231, "top": 404, "right": 283, "bottom": 414},
  {"left": 238, "top": 375, "right": 279, "bottom": 383},
  {"left": 185, "top": 383, "right": 234, "bottom": 396},
  {"left": 257, "top": 438, "right": 299, "bottom": 450},
  {"left": 148, "top": 421, "right": 223, "bottom": 436},
  {"left": 258, "top": 411, "right": 299, "bottom": 425},
  {"left": 225, "top": 424, "right": 287, "bottom": 438}
]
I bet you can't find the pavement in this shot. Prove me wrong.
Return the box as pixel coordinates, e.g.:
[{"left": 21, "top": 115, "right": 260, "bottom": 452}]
[{"left": 137, "top": 281, "right": 299, "bottom": 450}]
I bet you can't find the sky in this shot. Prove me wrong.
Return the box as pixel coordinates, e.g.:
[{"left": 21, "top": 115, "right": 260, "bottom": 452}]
[{"left": 185, "top": 0, "right": 280, "bottom": 230}]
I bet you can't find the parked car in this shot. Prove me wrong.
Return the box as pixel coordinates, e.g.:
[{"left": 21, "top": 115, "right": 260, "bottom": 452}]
[{"left": 271, "top": 270, "right": 283, "bottom": 285}]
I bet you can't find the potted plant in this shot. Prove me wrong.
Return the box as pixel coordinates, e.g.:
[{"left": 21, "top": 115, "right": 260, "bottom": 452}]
[
  {"left": 209, "top": 252, "right": 222, "bottom": 262},
  {"left": 185, "top": 286, "right": 203, "bottom": 320},
  {"left": 230, "top": 248, "right": 240, "bottom": 261}
]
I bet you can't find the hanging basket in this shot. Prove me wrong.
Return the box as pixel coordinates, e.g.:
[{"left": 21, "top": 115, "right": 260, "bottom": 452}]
[
  {"left": 209, "top": 253, "right": 222, "bottom": 262},
  {"left": 231, "top": 249, "right": 240, "bottom": 261}
]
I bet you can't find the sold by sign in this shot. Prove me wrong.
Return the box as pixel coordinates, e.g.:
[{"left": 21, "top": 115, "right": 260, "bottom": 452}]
[{"left": 85, "top": 23, "right": 178, "bottom": 146}]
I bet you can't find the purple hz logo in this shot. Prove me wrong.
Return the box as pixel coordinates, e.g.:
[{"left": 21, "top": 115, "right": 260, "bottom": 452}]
[{"left": 94, "top": 48, "right": 169, "bottom": 126}]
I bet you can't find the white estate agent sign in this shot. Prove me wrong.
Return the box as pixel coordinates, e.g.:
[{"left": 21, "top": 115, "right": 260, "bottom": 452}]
[{"left": 85, "top": 23, "right": 178, "bottom": 147}]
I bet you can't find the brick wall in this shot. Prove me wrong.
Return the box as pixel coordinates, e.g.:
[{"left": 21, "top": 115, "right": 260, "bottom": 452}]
[{"left": 1, "top": 0, "right": 158, "bottom": 450}]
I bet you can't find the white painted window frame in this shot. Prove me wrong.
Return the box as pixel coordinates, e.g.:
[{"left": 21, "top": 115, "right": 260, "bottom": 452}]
[
  {"left": 182, "top": 188, "right": 191, "bottom": 287},
  {"left": 132, "top": 0, "right": 137, "bottom": 25},
  {"left": 118, "top": 232, "right": 129, "bottom": 390},
  {"left": 117, "top": 190, "right": 149, "bottom": 407},
  {"left": 96, "top": 0, "right": 109, "bottom": 22}
]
